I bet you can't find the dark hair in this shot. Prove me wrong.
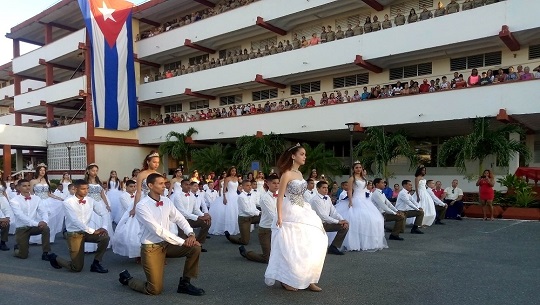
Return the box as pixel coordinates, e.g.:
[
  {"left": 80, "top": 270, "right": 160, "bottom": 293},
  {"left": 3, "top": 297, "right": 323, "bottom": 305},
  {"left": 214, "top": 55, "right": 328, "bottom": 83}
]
[
  {"left": 125, "top": 180, "right": 136, "bottom": 187},
  {"left": 131, "top": 168, "right": 140, "bottom": 177},
  {"left": 85, "top": 164, "right": 102, "bottom": 186},
  {"left": 34, "top": 165, "right": 51, "bottom": 188},
  {"left": 142, "top": 150, "right": 160, "bottom": 171},
  {"left": 266, "top": 173, "right": 279, "bottom": 181},
  {"left": 426, "top": 179, "right": 434, "bottom": 184},
  {"left": 108, "top": 170, "right": 121, "bottom": 190},
  {"left": 414, "top": 166, "right": 425, "bottom": 177},
  {"left": 242, "top": 179, "right": 251, "bottom": 185},
  {"left": 276, "top": 144, "right": 303, "bottom": 175},
  {"left": 67, "top": 183, "right": 74, "bottom": 189},
  {"left": 316, "top": 181, "right": 328, "bottom": 189},
  {"left": 73, "top": 179, "right": 88, "bottom": 187},
  {"left": 190, "top": 181, "right": 199, "bottom": 186},
  {"left": 373, "top": 178, "right": 383, "bottom": 185},
  {"left": 17, "top": 179, "right": 30, "bottom": 186},
  {"left": 181, "top": 179, "right": 190, "bottom": 184},
  {"left": 307, "top": 178, "right": 314, "bottom": 182},
  {"left": 146, "top": 173, "right": 164, "bottom": 186},
  {"left": 402, "top": 179, "right": 411, "bottom": 187},
  {"left": 226, "top": 166, "right": 237, "bottom": 177}
]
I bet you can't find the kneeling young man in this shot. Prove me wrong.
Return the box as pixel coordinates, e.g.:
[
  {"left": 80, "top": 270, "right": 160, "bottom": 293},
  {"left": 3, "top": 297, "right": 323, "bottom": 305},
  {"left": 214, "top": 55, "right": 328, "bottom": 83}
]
[
  {"left": 225, "top": 180, "right": 260, "bottom": 245},
  {"left": 49, "top": 179, "right": 109, "bottom": 273},
  {"left": 119, "top": 173, "right": 204, "bottom": 296}
]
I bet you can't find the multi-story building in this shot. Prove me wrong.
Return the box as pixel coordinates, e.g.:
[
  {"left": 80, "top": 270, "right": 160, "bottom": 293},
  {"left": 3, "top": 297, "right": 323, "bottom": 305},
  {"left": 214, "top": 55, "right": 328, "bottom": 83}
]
[{"left": 1, "top": 0, "right": 539, "bottom": 191}]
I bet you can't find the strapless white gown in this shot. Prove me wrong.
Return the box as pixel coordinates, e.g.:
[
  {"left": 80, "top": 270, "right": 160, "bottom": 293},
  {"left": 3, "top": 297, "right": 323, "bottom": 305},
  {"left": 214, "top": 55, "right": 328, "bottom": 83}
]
[
  {"left": 85, "top": 184, "right": 114, "bottom": 252},
  {"left": 30, "top": 184, "right": 64, "bottom": 244},
  {"left": 209, "top": 180, "right": 240, "bottom": 235},
  {"left": 407, "top": 179, "right": 436, "bottom": 226}
]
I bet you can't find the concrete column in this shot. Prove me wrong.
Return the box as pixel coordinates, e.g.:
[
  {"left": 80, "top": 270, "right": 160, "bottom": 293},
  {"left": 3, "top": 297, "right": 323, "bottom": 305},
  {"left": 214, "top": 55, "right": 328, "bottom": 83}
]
[
  {"left": 45, "top": 24, "right": 53, "bottom": 44},
  {"left": 15, "top": 149, "right": 24, "bottom": 171},
  {"left": 508, "top": 132, "right": 520, "bottom": 174},
  {"left": 46, "top": 104, "right": 54, "bottom": 123},
  {"left": 3, "top": 145, "right": 11, "bottom": 179},
  {"left": 13, "top": 39, "right": 20, "bottom": 58},
  {"left": 15, "top": 113, "right": 22, "bottom": 126},
  {"left": 45, "top": 63, "right": 54, "bottom": 86}
]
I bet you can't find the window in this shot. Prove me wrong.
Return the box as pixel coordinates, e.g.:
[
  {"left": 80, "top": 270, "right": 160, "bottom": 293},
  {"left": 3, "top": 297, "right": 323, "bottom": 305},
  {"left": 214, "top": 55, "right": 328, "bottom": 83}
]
[
  {"left": 218, "top": 46, "right": 241, "bottom": 59},
  {"left": 389, "top": 62, "right": 432, "bottom": 80},
  {"left": 333, "top": 73, "right": 369, "bottom": 88},
  {"left": 450, "top": 51, "right": 502, "bottom": 71},
  {"left": 252, "top": 89, "right": 278, "bottom": 101},
  {"left": 391, "top": 0, "right": 434, "bottom": 16},
  {"left": 290, "top": 81, "right": 321, "bottom": 95},
  {"left": 189, "top": 100, "right": 209, "bottom": 110},
  {"left": 189, "top": 54, "right": 209, "bottom": 66},
  {"left": 251, "top": 37, "right": 277, "bottom": 51},
  {"left": 220, "top": 95, "right": 242, "bottom": 106},
  {"left": 163, "top": 60, "right": 181, "bottom": 71},
  {"left": 164, "top": 103, "right": 182, "bottom": 114},
  {"left": 529, "top": 44, "right": 540, "bottom": 60}
]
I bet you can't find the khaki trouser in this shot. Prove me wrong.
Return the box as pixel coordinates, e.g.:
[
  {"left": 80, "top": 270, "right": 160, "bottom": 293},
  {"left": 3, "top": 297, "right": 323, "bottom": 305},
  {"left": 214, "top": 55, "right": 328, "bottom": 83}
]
[
  {"left": 1, "top": 223, "right": 9, "bottom": 242},
  {"left": 435, "top": 205, "right": 447, "bottom": 221},
  {"left": 245, "top": 227, "right": 271, "bottom": 263},
  {"left": 228, "top": 215, "right": 260, "bottom": 245},
  {"left": 14, "top": 226, "right": 51, "bottom": 259},
  {"left": 182, "top": 219, "right": 210, "bottom": 244},
  {"left": 128, "top": 242, "right": 201, "bottom": 295},
  {"left": 55, "top": 231, "right": 109, "bottom": 272},
  {"left": 384, "top": 213, "right": 406, "bottom": 236},
  {"left": 323, "top": 223, "right": 348, "bottom": 248},
  {"left": 400, "top": 210, "right": 424, "bottom": 232}
]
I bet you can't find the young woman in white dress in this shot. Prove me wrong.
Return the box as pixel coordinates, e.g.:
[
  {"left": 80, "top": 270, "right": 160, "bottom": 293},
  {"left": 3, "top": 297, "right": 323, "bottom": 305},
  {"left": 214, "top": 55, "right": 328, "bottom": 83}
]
[
  {"left": 413, "top": 166, "right": 436, "bottom": 226},
  {"left": 265, "top": 144, "right": 327, "bottom": 292},
  {"left": 84, "top": 164, "right": 113, "bottom": 252},
  {"left": 114, "top": 151, "right": 161, "bottom": 260},
  {"left": 59, "top": 172, "right": 72, "bottom": 198},
  {"left": 168, "top": 169, "right": 183, "bottom": 202},
  {"left": 344, "top": 162, "right": 388, "bottom": 252},
  {"left": 29, "top": 164, "right": 65, "bottom": 244},
  {"left": 107, "top": 170, "right": 123, "bottom": 224},
  {"left": 255, "top": 171, "right": 266, "bottom": 193},
  {"left": 208, "top": 167, "right": 240, "bottom": 235}
]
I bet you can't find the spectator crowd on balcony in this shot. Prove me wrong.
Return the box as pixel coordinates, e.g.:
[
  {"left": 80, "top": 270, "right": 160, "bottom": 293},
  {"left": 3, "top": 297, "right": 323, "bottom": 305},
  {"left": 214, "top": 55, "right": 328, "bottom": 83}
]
[{"left": 138, "top": 63, "right": 540, "bottom": 127}]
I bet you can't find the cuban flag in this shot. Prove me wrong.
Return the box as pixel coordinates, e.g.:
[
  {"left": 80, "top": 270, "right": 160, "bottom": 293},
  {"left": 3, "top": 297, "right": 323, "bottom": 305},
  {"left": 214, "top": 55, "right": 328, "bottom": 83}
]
[{"left": 78, "top": 0, "right": 138, "bottom": 130}]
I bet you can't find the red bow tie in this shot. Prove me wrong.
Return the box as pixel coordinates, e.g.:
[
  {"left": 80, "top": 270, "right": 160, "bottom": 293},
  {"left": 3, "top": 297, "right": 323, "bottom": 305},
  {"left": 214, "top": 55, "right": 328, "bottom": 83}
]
[
  {"left": 185, "top": 193, "right": 190, "bottom": 197},
  {"left": 156, "top": 201, "right": 163, "bottom": 207},
  {"left": 24, "top": 196, "right": 31, "bottom": 201},
  {"left": 273, "top": 193, "right": 278, "bottom": 198},
  {"left": 130, "top": 194, "right": 134, "bottom": 198},
  {"left": 79, "top": 199, "right": 86, "bottom": 204}
]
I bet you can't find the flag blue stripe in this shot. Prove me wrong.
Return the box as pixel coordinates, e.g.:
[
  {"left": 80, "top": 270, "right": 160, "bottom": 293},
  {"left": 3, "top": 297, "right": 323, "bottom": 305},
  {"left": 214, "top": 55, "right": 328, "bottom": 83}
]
[
  {"left": 104, "top": 43, "right": 120, "bottom": 130},
  {"left": 125, "top": 12, "right": 138, "bottom": 130}
]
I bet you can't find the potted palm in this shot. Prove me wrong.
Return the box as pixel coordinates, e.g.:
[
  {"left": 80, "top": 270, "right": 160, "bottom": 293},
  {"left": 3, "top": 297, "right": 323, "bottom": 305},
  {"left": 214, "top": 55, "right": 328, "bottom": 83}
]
[
  {"left": 498, "top": 174, "right": 540, "bottom": 220},
  {"left": 158, "top": 127, "right": 198, "bottom": 173}
]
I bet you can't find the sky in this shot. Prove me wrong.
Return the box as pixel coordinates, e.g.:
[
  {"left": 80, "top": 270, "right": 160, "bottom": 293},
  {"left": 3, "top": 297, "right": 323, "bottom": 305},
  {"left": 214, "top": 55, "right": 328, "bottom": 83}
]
[{"left": 0, "top": 0, "right": 148, "bottom": 65}]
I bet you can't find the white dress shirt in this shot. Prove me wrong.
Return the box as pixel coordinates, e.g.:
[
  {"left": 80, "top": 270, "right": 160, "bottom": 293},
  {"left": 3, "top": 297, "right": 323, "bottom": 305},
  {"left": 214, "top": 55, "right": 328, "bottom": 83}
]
[
  {"left": 371, "top": 189, "right": 399, "bottom": 215},
  {"left": 0, "top": 197, "right": 13, "bottom": 219},
  {"left": 428, "top": 188, "right": 447, "bottom": 207},
  {"left": 250, "top": 190, "right": 261, "bottom": 207},
  {"left": 310, "top": 192, "right": 343, "bottom": 224},
  {"left": 136, "top": 195, "right": 193, "bottom": 245},
  {"left": 336, "top": 190, "right": 349, "bottom": 206},
  {"left": 259, "top": 191, "right": 277, "bottom": 228},
  {"left": 237, "top": 191, "right": 260, "bottom": 217},
  {"left": 53, "top": 189, "right": 67, "bottom": 200},
  {"left": 173, "top": 192, "right": 204, "bottom": 221},
  {"left": 64, "top": 195, "right": 108, "bottom": 233},
  {"left": 303, "top": 189, "right": 316, "bottom": 202},
  {"left": 10, "top": 194, "right": 48, "bottom": 227},
  {"left": 192, "top": 191, "right": 208, "bottom": 214},
  {"left": 204, "top": 189, "right": 217, "bottom": 208},
  {"left": 120, "top": 191, "right": 136, "bottom": 211},
  {"left": 395, "top": 189, "right": 420, "bottom": 211},
  {"left": 443, "top": 187, "right": 463, "bottom": 200}
]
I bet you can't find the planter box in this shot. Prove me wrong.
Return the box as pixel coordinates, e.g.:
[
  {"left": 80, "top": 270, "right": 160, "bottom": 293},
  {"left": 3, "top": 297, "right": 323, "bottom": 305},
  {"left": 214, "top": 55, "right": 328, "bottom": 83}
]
[
  {"left": 502, "top": 207, "right": 540, "bottom": 220},
  {"left": 464, "top": 205, "right": 504, "bottom": 218}
]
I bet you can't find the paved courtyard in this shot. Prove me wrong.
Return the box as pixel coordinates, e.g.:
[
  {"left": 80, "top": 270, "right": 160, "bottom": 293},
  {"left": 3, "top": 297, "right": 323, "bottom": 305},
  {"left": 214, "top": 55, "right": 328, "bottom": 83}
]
[{"left": 1, "top": 218, "right": 539, "bottom": 305}]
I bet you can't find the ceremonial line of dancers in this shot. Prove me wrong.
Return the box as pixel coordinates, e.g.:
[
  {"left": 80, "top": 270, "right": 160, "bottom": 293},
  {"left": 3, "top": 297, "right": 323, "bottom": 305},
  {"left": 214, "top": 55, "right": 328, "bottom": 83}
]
[{"left": 0, "top": 145, "right": 467, "bottom": 295}]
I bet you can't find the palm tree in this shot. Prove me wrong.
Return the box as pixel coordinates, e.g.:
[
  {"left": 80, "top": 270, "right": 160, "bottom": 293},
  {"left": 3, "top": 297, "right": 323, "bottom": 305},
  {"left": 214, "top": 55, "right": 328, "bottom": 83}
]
[
  {"left": 158, "top": 127, "right": 198, "bottom": 171},
  {"left": 233, "top": 133, "right": 285, "bottom": 173},
  {"left": 353, "top": 127, "right": 417, "bottom": 180},
  {"left": 301, "top": 143, "right": 344, "bottom": 177},
  {"left": 438, "top": 118, "right": 531, "bottom": 175},
  {"left": 191, "top": 143, "right": 234, "bottom": 174}
]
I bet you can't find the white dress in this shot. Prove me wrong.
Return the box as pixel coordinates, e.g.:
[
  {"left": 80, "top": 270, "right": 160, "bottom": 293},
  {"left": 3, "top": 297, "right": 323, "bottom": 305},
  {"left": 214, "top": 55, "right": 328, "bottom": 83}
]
[
  {"left": 265, "top": 179, "right": 327, "bottom": 289},
  {"left": 61, "top": 181, "right": 71, "bottom": 197},
  {"left": 256, "top": 180, "right": 265, "bottom": 193},
  {"left": 344, "top": 179, "right": 388, "bottom": 252},
  {"left": 415, "top": 179, "right": 436, "bottom": 226},
  {"left": 85, "top": 183, "right": 114, "bottom": 252},
  {"left": 169, "top": 181, "right": 182, "bottom": 203},
  {"left": 108, "top": 180, "right": 123, "bottom": 224},
  {"left": 29, "top": 183, "right": 64, "bottom": 244},
  {"left": 208, "top": 180, "right": 240, "bottom": 235},
  {"left": 0, "top": 185, "right": 17, "bottom": 234}
]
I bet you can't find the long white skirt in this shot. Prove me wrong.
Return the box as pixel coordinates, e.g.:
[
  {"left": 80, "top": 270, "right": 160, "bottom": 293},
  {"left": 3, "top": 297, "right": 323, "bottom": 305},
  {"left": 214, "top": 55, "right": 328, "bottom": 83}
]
[
  {"left": 208, "top": 191, "right": 239, "bottom": 235},
  {"left": 85, "top": 200, "right": 114, "bottom": 252},
  {"left": 29, "top": 197, "right": 64, "bottom": 244},
  {"left": 344, "top": 195, "right": 388, "bottom": 252},
  {"left": 108, "top": 189, "right": 123, "bottom": 224}
]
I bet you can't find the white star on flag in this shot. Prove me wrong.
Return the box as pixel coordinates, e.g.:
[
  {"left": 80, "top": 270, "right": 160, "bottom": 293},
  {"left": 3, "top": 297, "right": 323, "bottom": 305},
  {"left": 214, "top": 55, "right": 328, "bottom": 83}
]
[{"left": 98, "top": 1, "right": 116, "bottom": 22}]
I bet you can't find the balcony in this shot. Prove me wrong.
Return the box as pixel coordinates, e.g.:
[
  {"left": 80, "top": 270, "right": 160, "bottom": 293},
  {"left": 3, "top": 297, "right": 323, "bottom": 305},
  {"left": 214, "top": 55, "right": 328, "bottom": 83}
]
[
  {"left": 138, "top": 0, "right": 540, "bottom": 103},
  {"left": 47, "top": 122, "right": 87, "bottom": 144},
  {"left": 14, "top": 76, "right": 85, "bottom": 111},
  {"left": 137, "top": 79, "right": 540, "bottom": 144},
  {"left": 0, "top": 124, "right": 47, "bottom": 147},
  {"left": 12, "top": 28, "right": 86, "bottom": 74}
]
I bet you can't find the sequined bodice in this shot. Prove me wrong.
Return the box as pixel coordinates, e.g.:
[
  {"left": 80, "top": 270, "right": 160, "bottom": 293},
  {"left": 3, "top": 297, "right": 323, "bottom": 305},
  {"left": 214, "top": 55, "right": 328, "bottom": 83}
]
[
  {"left": 141, "top": 179, "right": 149, "bottom": 197},
  {"left": 33, "top": 183, "right": 50, "bottom": 200},
  {"left": 286, "top": 179, "right": 307, "bottom": 207},
  {"left": 88, "top": 184, "right": 103, "bottom": 202},
  {"left": 352, "top": 179, "right": 367, "bottom": 198}
]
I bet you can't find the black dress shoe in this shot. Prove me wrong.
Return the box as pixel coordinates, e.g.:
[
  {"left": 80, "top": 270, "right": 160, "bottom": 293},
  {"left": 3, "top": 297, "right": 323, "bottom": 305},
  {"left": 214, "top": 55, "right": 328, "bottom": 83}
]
[
  {"left": 201, "top": 248, "right": 208, "bottom": 252},
  {"left": 327, "top": 245, "right": 345, "bottom": 255},
  {"left": 119, "top": 269, "right": 133, "bottom": 285},
  {"left": 42, "top": 252, "right": 50, "bottom": 261},
  {"left": 177, "top": 282, "right": 205, "bottom": 296},
  {"left": 0, "top": 243, "right": 10, "bottom": 251},
  {"left": 239, "top": 246, "right": 247, "bottom": 258},
  {"left": 435, "top": 220, "right": 445, "bottom": 225},
  {"left": 456, "top": 216, "right": 463, "bottom": 221},
  {"left": 48, "top": 253, "right": 62, "bottom": 269},
  {"left": 206, "top": 235, "right": 211, "bottom": 239},
  {"left": 411, "top": 227, "right": 424, "bottom": 234},
  {"left": 90, "top": 262, "right": 109, "bottom": 273},
  {"left": 389, "top": 234, "right": 404, "bottom": 241},
  {"left": 224, "top": 231, "right": 231, "bottom": 241}
]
